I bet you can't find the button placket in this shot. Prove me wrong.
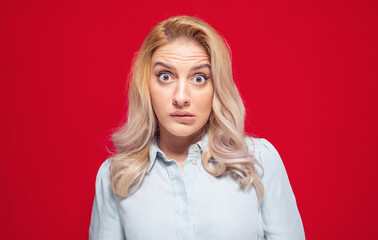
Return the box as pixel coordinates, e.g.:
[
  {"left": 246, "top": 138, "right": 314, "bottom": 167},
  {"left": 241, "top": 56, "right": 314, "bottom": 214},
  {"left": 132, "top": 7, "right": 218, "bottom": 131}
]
[
  {"left": 164, "top": 158, "right": 194, "bottom": 240},
  {"left": 193, "top": 144, "right": 199, "bottom": 152},
  {"left": 159, "top": 143, "right": 204, "bottom": 240}
]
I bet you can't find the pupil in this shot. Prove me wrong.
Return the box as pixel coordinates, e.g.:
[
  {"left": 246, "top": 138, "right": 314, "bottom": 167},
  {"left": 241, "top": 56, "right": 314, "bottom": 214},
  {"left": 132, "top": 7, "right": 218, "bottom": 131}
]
[
  {"left": 196, "top": 77, "right": 201, "bottom": 82},
  {"left": 164, "top": 75, "right": 168, "bottom": 80}
]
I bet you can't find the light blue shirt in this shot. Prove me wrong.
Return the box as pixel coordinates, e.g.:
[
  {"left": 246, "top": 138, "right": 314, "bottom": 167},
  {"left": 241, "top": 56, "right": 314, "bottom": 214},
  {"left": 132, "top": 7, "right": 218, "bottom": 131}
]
[{"left": 89, "top": 135, "right": 305, "bottom": 239}]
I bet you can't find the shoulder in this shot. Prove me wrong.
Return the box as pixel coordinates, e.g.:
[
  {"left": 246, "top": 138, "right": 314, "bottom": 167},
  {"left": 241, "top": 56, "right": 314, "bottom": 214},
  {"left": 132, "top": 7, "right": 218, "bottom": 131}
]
[
  {"left": 93, "top": 158, "right": 120, "bottom": 202},
  {"left": 244, "top": 136, "right": 286, "bottom": 177},
  {"left": 245, "top": 136, "right": 281, "bottom": 162},
  {"left": 245, "top": 137, "right": 305, "bottom": 238},
  {"left": 95, "top": 158, "right": 112, "bottom": 185}
]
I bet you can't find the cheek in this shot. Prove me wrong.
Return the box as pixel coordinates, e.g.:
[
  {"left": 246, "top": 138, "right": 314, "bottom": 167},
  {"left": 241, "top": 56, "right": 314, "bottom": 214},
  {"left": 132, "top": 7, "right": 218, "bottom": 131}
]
[
  {"left": 194, "top": 89, "right": 213, "bottom": 113},
  {"left": 152, "top": 90, "right": 171, "bottom": 104},
  {"left": 150, "top": 85, "right": 171, "bottom": 114}
]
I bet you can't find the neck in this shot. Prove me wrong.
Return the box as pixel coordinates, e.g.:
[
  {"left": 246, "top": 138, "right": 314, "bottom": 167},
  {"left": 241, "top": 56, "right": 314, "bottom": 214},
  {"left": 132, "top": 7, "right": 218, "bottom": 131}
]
[{"left": 157, "top": 127, "right": 204, "bottom": 162}]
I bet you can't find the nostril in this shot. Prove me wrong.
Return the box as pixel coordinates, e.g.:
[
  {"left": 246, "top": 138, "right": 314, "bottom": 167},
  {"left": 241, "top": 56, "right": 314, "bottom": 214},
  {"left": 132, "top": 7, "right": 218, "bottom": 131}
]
[{"left": 172, "top": 98, "right": 190, "bottom": 106}]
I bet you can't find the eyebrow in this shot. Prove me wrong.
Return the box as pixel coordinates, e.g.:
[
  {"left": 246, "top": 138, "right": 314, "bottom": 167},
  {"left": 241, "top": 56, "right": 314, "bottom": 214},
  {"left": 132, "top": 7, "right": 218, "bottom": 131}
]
[{"left": 153, "top": 62, "right": 211, "bottom": 71}]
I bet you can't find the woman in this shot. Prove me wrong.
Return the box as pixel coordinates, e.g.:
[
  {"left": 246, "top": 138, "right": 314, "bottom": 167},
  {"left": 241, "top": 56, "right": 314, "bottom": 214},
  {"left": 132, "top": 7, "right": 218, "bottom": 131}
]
[{"left": 89, "top": 16, "right": 305, "bottom": 240}]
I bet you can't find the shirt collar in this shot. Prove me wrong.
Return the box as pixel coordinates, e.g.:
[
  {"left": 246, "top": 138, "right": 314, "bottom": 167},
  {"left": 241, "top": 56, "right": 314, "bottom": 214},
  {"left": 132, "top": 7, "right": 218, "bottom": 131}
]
[{"left": 147, "top": 132, "right": 209, "bottom": 173}]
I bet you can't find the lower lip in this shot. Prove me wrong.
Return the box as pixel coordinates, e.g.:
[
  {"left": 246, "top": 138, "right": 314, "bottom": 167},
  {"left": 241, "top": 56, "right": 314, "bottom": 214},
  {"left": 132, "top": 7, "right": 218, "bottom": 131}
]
[{"left": 171, "top": 115, "right": 195, "bottom": 122}]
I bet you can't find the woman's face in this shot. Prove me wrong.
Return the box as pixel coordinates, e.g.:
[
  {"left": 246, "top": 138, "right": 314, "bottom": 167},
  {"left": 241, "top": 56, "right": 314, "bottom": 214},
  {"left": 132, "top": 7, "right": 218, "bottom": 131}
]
[{"left": 149, "top": 38, "right": 213, "bottom": 139}]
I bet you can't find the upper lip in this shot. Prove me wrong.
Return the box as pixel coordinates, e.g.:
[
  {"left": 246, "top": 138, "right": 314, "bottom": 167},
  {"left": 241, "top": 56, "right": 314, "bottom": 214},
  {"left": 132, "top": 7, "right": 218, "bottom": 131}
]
[{"left": 170, "top": 111, "right": 195, "bottom": 117}]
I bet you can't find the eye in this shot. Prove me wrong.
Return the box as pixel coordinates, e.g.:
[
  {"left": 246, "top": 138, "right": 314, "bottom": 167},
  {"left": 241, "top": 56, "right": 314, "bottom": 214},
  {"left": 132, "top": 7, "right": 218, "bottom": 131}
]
[
  {"left": 192, "top": 75, "right": 209, "bottom": 85},
  {"left": 156, "top": 72, "right": 173, "bottom": 82}
]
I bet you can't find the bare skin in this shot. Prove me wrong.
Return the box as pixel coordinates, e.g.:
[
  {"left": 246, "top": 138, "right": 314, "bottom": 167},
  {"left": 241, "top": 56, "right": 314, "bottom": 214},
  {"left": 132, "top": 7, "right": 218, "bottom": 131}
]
[
  {"left": 157, "top": 125, "right": 204, "bottom": 170},
  {"left": 149, "top": 38, "right": 213, "bottom": 171}
]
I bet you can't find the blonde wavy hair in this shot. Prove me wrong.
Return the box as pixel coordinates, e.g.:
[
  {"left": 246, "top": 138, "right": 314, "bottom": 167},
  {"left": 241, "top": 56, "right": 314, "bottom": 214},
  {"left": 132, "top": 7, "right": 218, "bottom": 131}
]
[{"left": 110, "top": 15, "right": 264, "bottom": 202}]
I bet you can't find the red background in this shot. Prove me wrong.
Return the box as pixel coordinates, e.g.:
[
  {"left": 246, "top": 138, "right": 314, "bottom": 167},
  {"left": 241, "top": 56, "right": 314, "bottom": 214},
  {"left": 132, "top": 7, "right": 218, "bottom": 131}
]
[{"left": 1, "top": 0, "right": 377, "bottom": 239}]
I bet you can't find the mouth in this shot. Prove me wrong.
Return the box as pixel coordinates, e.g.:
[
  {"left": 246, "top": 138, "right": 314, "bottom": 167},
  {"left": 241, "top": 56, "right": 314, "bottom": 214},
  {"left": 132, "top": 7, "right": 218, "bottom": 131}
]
[
  {"left": 170, "top": 112, "right": 195, "bottom": 121},
  {"left": 170, "top": 111, "right": 195, "bottom": 117},
  {"left": 170, "top": 114, "right": 195, "bottom": 117}
]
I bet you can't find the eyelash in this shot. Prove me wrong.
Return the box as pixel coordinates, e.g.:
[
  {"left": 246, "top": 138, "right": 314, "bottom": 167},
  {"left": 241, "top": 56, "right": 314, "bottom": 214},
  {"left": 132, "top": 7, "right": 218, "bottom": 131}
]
[{"left": 155, "top": 71, "right": 210, "bottom": 84}]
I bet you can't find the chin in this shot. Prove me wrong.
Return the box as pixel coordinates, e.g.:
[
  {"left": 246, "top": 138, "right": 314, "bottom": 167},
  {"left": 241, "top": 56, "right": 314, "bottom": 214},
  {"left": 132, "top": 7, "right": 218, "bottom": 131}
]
[{"left": 165, "top": 124, "right": 205, "bottom": 138}]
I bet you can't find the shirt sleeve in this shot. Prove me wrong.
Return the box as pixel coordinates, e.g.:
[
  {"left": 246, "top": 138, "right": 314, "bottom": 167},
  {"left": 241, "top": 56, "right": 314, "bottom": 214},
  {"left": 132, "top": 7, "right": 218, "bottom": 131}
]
[
  {"left": 89, "top": 159, "right": 125, "bottom": 240},
  {"left": 255, "top": 138, "right": 305, "bottom": 240}
]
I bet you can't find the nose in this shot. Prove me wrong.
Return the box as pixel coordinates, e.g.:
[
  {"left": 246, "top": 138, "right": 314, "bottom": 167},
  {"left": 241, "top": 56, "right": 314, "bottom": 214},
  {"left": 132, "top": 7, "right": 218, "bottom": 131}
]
[{"left": 172, "top": 79, "right": 190, "bottom": 107}]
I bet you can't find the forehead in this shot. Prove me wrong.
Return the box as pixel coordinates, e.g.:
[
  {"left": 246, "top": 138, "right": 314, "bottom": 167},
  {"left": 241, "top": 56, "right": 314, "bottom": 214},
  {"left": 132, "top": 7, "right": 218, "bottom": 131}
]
[{"left": 151, "top": 38, "right": 210, "bottom": 65}]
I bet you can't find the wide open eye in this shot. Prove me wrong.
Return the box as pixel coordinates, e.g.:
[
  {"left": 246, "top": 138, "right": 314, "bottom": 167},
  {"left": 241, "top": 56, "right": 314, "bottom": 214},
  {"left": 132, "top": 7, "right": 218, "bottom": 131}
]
[
  {"left": 156, "top": 72, "right": 173, "bottom": 82},
  {"left": 192, "top": 75, "right": 209, "bottom": 85}
]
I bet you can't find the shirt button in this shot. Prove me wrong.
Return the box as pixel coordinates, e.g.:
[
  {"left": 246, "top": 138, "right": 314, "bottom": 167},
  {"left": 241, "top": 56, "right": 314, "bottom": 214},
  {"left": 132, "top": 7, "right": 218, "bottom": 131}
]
[
  {"left": 193, "top": 145, "right": 199, "bottom": 152},
  {"left": 192, "top": 159, "right": 198, "bottom": 165}
]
